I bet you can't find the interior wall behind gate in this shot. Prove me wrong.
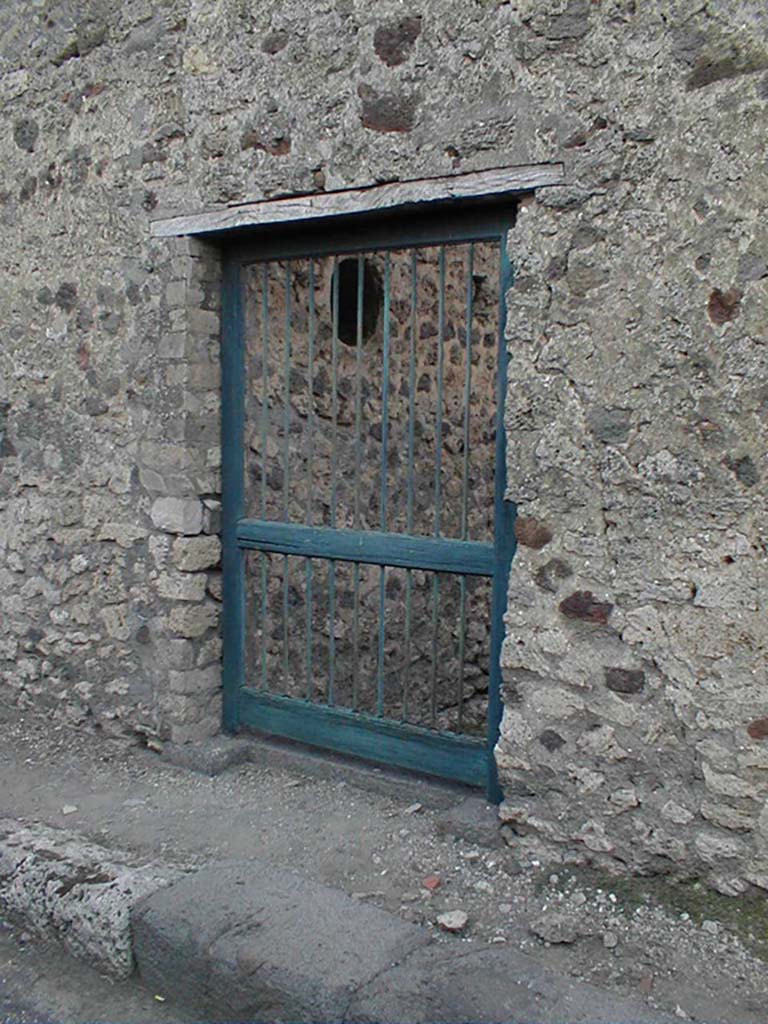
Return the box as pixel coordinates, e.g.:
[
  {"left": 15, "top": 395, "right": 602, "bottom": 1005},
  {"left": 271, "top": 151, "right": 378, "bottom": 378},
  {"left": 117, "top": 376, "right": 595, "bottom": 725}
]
[
  {"left": 241, "top": 245, "right": 499, "bottom": 735},
  {"left": 0, "top": 0, "right": 766, "bottom": 889}
]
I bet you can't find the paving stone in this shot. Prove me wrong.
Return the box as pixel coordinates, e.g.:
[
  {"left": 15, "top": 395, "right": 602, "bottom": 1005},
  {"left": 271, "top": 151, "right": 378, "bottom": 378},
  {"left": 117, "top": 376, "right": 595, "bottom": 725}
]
[
  {"left": 0, "top": 820, "right": 179, "bottom": 979},
  {"left": 161, "top": 735, "right": 251, "bottom": 775},
  {"left": 348, "top": 944, "right": 677, "bottom": 1023}
]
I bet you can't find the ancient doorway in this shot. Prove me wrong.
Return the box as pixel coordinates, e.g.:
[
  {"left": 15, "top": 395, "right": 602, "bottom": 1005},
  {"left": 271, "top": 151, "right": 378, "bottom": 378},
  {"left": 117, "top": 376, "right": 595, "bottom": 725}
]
[{"left": 220, "top": 205, "right": 516, "bottom": 797}]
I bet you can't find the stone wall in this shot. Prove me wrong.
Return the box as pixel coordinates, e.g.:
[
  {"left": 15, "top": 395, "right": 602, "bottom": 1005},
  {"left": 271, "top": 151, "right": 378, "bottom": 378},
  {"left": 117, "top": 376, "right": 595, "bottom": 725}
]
[
  {"left": 0, "top": 0, "right": 225, "bottom": 744},
  {"left": 1, "top": 0, "right": 766, "bottom": 888},
  {"left": 491, "top": 4, "right": 768, "bottom": 894}
]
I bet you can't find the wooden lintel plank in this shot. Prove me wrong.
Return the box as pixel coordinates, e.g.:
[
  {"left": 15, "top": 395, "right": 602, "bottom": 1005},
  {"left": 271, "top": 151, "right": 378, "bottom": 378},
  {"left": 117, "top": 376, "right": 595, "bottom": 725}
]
[{"left": 151, "top": 162, "right": 565, "bottom": 238}]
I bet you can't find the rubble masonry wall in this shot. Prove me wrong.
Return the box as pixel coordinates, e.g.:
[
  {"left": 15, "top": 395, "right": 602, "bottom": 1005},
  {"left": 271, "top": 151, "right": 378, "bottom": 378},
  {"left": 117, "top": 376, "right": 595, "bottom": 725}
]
[{"left": 0, "top": 0, "right": 766, "bottom": 890}]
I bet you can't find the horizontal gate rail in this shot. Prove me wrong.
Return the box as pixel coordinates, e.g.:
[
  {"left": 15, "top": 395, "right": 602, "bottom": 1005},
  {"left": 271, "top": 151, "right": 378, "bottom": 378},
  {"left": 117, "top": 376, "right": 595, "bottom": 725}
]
[
  {"left": 236, "top": 519, "right": 495, "bottom": 576},
  {"left": 239, "top": 689, "right": 487, "bottom": 787}
]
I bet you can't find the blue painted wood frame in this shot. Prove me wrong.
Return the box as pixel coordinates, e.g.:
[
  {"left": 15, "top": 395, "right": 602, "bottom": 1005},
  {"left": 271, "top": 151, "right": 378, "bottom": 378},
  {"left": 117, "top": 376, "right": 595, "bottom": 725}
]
[
  {"left": 220, "top": 255, "right": 245, "bottom": 733},
  {"left": 487, "top": 223, "right": 516, "bottom": 804},
  {"left": 219, "top": 201, "right": 517, "bottom": 797},
  {"left": 227, "top": 201, "right": 512, "bottom": 263},
  {"left": 240, "top": 690, "right": 486, "bottom": 787}
]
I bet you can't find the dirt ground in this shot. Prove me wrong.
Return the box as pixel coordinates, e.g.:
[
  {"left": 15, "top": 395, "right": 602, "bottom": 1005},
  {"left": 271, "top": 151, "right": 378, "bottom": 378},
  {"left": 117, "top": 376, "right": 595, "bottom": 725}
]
[{"left": 1, "top": 703, "right": 767, "bottom": 1024}]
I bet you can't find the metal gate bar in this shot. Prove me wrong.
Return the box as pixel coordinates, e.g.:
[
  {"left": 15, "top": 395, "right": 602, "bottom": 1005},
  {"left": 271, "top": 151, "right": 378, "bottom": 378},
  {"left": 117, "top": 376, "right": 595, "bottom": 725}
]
[
  {"left": 377, "top": 253, "right": 391, "bottom": 716},
  {"left": 282, "top": 263, "right": 291, "bottom": 691},
  {"left": 328, "top": 260, "right": 338, "bottom": 706},
  {"left": 404, "top": 250, "right": 417, "bottom": 723},
  {"left": 305, "top": 260, "right": 316, "bottom": 702},
  {"left": 352, "top": 256, "right": 363, "bottom": 711},
  {"left": 259, "top": 265, "right": 269, "bottom": 692},
  {"left": 458, "top": 243, "right": 474, "bottom": 731}
]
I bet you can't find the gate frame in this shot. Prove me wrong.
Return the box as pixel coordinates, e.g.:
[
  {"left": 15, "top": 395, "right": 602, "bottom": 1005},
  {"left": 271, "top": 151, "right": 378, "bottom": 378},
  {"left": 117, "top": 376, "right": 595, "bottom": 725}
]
[{"left": 219, "top": 199, "right": 517, "bottom": 801}]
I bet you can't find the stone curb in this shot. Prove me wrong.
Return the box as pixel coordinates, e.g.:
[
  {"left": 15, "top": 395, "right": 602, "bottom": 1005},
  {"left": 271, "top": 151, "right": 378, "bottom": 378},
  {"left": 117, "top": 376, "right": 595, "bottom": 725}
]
[
  {"left": 0, "top": 818, "right": 181, "bottom": 978},
  {"left": 132, "top": 860, "right": 432, "bottom": 1022},
  {"left": 133, "top": 860, "right": 676, "bottom": 1024},
  {"left": 0, "top": 819, "right": 676, "bottom": 1023}
]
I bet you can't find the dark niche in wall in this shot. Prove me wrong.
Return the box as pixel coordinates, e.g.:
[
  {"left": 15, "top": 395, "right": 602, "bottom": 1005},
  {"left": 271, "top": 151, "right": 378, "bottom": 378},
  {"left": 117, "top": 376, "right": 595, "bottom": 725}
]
[{"left": 332, "top": 257, "right": 383, "bottom": 346}]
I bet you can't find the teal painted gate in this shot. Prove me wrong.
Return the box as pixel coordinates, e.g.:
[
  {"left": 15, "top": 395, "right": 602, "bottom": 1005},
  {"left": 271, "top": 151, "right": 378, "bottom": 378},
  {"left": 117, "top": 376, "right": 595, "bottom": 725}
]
[{"left": 220, "top": 204, "right": 516, "bottom": 799}]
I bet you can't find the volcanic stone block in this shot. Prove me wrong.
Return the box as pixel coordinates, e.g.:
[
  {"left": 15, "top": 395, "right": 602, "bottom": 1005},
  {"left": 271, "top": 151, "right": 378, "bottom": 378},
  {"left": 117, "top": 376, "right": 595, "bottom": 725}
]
[{"left": 132, "top": 861, "right": 430, "bottom": 1022}]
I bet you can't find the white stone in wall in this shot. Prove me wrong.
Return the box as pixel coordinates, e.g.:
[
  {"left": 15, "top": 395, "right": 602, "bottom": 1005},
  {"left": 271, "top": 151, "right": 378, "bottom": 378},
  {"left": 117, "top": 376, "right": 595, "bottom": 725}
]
[
  {"left": 171, "top": 535, "right": 221, "bottom": 571},
  {"left": 156, "top": 572, "right": 208, "bottom": 602},
  {"left": 170, "top": 712, "right": 221, "bottom": 744},
  {"left": 702, "top": 763, "right": 759, "bottom": 801},
  {"left": 753, "top": 803, "right": 768, "bottom": 850},
  {"left": 695, "top": 831, "right": 748, "bottom": 865},
  {"left": 607, "top": 788, "right": 639, "bottom": 814},
  {"left": 168, "top": 666, "right": 219, "bottom": 695},
  {"left": 576, "top": 725, "right": 628, "bottom": 762},
  {"left": 168, "top": 602, "right": 219, "bottom": 639},
  {"left": 569, "top": 767, "right": 605, "bottom": 796},
  {"left": 641, "top": 828, "right": 687, "bottom": 864},
  {"left": 156, "top": 638, "right": 197, "bottom": 670},
  {"left": 574, "top": 820, "right": 614, "bottom": 854},
  {"left": 99, "top": 604, "right": 132, "bottom": 642},
  {"left": 150, "top": 497, "right": 204, "bottom": 536},
  {"left": 660, "top": 801, "right": 695, "bottom": 826},
  {"left": 196, "top": 636, "right": 222, "bottom": 668},
  {"left": 700, "top": 802, "right": 755, "bottom": 833},
  {"left": 97, "top": 523, "right": 150, "bottom": 548}
]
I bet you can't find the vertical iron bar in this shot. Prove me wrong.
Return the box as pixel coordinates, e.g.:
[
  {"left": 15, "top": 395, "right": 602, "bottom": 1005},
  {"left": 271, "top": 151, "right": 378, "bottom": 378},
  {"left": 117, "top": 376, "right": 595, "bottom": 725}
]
[
  {"left": 457, "top": 243, "right": 474, "bottom": 732},
  {"left": 260, "top": 553, "right": 268, "bottom": 691},
  {"left": 352, "top": 562, "right": 360, "bottom": 709},
  {"left": 352, "top": 256, "right": 364, "bottom": 710},
  {"left": 379, "top": 253, "right": 392, "bottom": 532},
  {"left": 354, "top": 256, "right": 364, "bottom": 528},
  {"left": 260, "top": 264, "right": 269, "bottom": 691},
  {"left": 282, "top": 262, "right": 291, "bottom": 691},
  {"left": 403, "top": 250, "right": 417, "bottom": 722},
  {"left": 377, "top": 253, "right": 392, "bottom": 717},
  {"left": 461, "top": 244, "right": 474, "bottom": 541},
  {"left": 306, "top": 260, "right": 316, "bottom": 700},
  {"left": 430, "top": 246, "right": 446, "bottom": 728},
  {"left": 282, "top": 557, "right": 289, "bottom": 693},
  {"left": 306, "top": 260, "right": 316, "bottom": 527},
  {"left": 330, "top": 259, "right": 340, "bottom": 528},
  {"left": 261, "top": 265, "right": 269, "bottom": 518},
  {"left": 457, "top": 575, "right": 466, "bottom": 732},
  {"left": 328, "top": 260, "right": 340, "bottom": 704},
  {"left": 434, "top": 246, "right": 446, "bottom": 533},
  {"left": 282, "top": 261, "right": 291, "bottom": 519},
  {"left": 406, "top": 253, "right": 417, "bottom": 532}
]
